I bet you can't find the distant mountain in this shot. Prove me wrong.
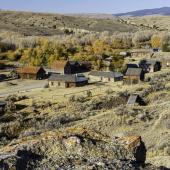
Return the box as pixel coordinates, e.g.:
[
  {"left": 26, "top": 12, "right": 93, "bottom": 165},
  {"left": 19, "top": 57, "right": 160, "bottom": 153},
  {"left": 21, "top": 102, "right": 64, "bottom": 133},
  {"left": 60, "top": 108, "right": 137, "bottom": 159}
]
[{"left": 114, "top": 7, "right": 170, "bottom": 17}]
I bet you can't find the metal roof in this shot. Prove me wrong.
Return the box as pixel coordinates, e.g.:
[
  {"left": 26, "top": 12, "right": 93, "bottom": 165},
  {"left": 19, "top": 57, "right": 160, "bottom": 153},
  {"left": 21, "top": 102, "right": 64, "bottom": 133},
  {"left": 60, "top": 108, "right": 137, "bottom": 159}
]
[
  {"left": 17, "top": 66, "right": 44, "bottom": 74},
  {"left": 139, "top": 59, "right": 159, "bottom": 66},
  {"left": 89, "top": 71, "right": 123, "bottom": 78},
  {"left": 125, "top": 68, "right": 142, "bottom": 76},
  {"left": 48, "top": 74, "right": 88, "bottom": 83}
]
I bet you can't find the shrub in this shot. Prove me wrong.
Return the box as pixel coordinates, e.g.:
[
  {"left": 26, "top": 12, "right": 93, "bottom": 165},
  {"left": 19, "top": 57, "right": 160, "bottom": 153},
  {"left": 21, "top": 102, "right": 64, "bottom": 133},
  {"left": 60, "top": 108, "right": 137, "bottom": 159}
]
[
  {"left": 86, "top": 90, "right": 92, "bottom": 98},
  {"left": 5, "top": 100, "right": 16, "bottom": 113},
  {"left": 69, "top": 95, "right": 76, "bottom": 102},
  {"left": 105, "top": 88, "right": 113, "bottom": 95}
]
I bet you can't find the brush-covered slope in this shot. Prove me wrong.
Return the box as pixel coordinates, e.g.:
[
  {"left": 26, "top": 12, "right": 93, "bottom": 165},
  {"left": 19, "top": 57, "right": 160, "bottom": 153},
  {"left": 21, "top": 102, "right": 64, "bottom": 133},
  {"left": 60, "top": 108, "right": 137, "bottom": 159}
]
[{"left": 0, "top": 10, "right": 138, "bottom": 36}]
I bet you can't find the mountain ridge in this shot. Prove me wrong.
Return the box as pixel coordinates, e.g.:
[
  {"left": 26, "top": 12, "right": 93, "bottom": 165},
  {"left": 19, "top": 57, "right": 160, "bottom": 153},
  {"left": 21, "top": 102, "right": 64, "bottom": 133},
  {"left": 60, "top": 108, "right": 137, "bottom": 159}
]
[{"left": 114, "top": 7, "right": 170, "bottom": 17}]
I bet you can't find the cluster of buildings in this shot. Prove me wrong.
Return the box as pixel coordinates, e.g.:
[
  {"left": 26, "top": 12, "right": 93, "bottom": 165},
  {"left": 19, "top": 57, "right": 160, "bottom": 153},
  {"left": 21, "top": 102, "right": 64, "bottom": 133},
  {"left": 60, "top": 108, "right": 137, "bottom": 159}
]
[
  {"left": 8, "top": 57, "right": 162, "bottom": 88},
  {"left": 124, "top": 59, "right": 162, "bottom": 85},
  {"left": 0, "top": 48, "right": 165, "bottom": 88}
]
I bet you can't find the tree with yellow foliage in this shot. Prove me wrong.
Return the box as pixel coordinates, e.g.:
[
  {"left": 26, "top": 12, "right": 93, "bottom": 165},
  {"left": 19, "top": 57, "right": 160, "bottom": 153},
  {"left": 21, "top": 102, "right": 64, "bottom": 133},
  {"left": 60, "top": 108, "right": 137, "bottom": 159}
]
[{"left": 151, "top": 35, "right": 161, "bottom": 48}]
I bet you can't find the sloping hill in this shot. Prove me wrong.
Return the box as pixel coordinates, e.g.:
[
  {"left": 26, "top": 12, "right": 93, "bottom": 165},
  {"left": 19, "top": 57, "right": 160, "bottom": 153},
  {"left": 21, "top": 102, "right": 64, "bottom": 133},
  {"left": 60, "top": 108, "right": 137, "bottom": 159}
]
[
  {"left": 0, "top": 10, "right": 139, "bottom": 36},
  {"left": 122, "top": 15, "right": 170, "bottom": 31},
  {"left": 114, "top": 7, "right": 170, "bottom": 17}
]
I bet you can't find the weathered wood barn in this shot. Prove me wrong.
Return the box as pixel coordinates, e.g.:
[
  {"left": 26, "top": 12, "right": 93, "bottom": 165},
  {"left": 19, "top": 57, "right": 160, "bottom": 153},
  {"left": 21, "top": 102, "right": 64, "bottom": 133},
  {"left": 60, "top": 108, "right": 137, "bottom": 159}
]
[
  {"left": 124, "top": 68, "right": 145, "bottom": 85},
  {"left": 89, "top": 71, "right": 123, "bottom": 83},
  {"left": 0, "top": 101, "right": 6, "bottom": 114},
  {"left": 51, "top": 60, "right": 91, "bottom": 74},
  {"left": 48, "top": 74, "right": 88, "bottom": 88},
  {"left": 17, "top": 66, "right": 46, "bottom": 80},
  {"left": 139, "top": 59, "right": 161, "bottom": 73}
]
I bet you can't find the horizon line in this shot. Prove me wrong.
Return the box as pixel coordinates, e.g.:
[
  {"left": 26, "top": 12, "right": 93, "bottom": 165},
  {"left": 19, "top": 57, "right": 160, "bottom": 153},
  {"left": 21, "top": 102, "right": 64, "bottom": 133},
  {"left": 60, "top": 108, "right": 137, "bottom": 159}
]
[{"left": 0, "top": 6, "right": 170, "bottom": 15}]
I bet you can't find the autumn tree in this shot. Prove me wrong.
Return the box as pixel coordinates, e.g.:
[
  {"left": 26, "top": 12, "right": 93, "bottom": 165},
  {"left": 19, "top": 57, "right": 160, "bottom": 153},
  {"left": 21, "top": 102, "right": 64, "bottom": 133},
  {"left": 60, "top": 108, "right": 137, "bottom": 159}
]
[{"left": 151, "top": 35, "right": 161, "bottom": 48}]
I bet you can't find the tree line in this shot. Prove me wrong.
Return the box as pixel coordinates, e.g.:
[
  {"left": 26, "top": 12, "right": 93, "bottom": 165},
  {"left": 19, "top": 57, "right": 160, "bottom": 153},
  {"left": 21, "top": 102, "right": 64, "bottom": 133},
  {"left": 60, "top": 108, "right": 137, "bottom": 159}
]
[{"left": 0, "top": 30, "right": 170, "bottom": 70}]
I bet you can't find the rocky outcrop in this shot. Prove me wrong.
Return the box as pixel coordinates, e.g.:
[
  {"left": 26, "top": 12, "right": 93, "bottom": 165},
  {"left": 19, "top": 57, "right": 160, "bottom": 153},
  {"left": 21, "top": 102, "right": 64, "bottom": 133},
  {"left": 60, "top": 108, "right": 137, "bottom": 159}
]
[{"left": 0, "top": 128, "right": 161, "bottom": 170}]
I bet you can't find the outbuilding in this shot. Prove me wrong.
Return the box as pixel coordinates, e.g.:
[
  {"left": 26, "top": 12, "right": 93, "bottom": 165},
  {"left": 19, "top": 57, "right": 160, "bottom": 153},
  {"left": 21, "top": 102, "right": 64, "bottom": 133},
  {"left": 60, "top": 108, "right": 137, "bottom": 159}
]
[
  {"left": 139, "top": 59, "right": 161, "bottom": 73},
  {"left": 124, "top": 68, "right": 145, "bottom": 85},
  {"left": 48, "top": 74, "right": 88, "bottom": 88},
  {"left": 17, "top": 66, "right": 46, "bottom": 80}
]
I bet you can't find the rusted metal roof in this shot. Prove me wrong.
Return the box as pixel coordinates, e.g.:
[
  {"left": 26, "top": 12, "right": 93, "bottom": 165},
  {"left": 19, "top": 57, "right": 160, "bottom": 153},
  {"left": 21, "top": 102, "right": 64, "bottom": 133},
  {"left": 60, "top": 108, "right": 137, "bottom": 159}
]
[
  {"left": 51, "top": 60, "right": 67, "bottom": 70},
  {"left": 17, "top": 66, "right": 43, "bottom": 74}
]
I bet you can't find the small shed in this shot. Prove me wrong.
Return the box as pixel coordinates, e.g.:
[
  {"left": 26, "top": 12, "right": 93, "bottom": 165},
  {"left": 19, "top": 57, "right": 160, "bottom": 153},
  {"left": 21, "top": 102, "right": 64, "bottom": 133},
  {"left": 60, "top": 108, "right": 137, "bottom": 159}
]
[
  {"left": 0, "top": 101, "right": 6, "bottom": 114},
  {"left": 48, "top": 74, "right": 88, "bottom": 88},
  {"left": 127, "top": 94, "right": 146, "bottom": 106},
  {"left": 124, "top": 68, "right": 145, "bottom": 85},
  {"left": 139, "top": 59, "right": 161, "bottom": 73},
  {"left": 17, "top": 66, "right": 46, "bottom": 80},
  {"left": 89, "top": 71, "right": 123, "bottom": 83}
]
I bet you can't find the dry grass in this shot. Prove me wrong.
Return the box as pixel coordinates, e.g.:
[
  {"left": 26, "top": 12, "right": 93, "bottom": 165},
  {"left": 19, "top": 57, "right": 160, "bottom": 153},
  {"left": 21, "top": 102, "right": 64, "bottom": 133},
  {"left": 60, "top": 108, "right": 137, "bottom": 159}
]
[{"left": 0, "top": 10, "right": 138, "bottom": 36}]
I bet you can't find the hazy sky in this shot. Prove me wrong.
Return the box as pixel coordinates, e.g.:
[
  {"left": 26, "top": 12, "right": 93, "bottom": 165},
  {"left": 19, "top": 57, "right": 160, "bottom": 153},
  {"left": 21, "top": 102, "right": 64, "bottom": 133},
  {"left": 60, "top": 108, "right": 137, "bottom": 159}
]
[{"left": 0, "top": 0, "right": 170, "bottom": 14}]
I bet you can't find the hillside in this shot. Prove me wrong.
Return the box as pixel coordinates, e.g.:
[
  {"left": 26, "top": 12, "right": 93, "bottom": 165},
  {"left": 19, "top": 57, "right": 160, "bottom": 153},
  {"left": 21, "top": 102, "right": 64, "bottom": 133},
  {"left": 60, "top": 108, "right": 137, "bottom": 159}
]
[
  {"left": 121, "top": 15, "right": 170, "bottom": 31},
  {"left": 0, "top": 11, "right": 139, "bottom": 36},
  {"left": 0, "top": 69, "right": 170, "bottom": 169},
  {"left": 114, "top": 7, "right": 170, "bottom": 17}
]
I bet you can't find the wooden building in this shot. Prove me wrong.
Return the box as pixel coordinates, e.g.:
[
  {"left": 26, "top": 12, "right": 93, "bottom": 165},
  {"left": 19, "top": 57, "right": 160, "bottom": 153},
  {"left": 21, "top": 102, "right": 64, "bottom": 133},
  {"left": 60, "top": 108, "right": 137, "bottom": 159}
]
[
  {"left": 51, "top": 60, "right": 91, "bottom": 74},
  {"left": 89, "top": 71, "right": 123, "bottom": 83},
  {"left": 0, "top": 101, "right": 6, "bottom": 114},
  {"left": 17, "top": 66, "right": 46, "bottom": 80},
  {"left": 48, "top": 74, "right": 88, "bottom": 88},
  {"left": 124, "top": 68, "right": 145, "bottom": 85},
  {"left": 139, "top": 59, "right": 161, "bottom": 73}
]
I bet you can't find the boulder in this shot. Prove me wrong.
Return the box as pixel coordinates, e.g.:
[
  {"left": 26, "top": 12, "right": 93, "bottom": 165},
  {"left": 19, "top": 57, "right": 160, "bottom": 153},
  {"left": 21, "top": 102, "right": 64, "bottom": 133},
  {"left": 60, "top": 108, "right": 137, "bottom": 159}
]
[{"left": 112, "top": 136, "right": 146, "bottom": 164}]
